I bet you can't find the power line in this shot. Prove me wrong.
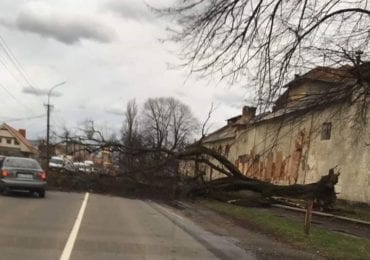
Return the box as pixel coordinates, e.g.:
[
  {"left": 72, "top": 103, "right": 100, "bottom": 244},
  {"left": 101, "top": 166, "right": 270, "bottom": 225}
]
[
  {"left": 0, "top": 82, "right": 25, "bottom": 104},
  {"left": 0, "top": 54, "right": 25, "bottom": 87},
  {"left": 0, "top": 54, "right": 36, "bottom": 112},
  {"left": 0, "top": 82, "right": 36, "bottom": 112},
  {"left": 0, "top": 35, "right": 35, "bottom": 87},
  {"left": 0, "top": 114, "right": 46, "bottom": 123},
  {"left": 0, "top": 35, "right": 37, "bottom": 114}
]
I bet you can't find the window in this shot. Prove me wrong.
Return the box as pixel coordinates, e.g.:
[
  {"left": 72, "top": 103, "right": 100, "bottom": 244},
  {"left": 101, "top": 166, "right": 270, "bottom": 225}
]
[
  {"left": 321, "top": 122, "right": 332, "bottom": 140},
  {"left": 217, "top": 145, "right": 222, "bottom": 154},
  {"left": 14, "top": 139, "right": 19, "bottom": 145},
  {"left": 3, "top": 157, "right": 42, "bottom": 169},
  {"left": 6, "top": 138, "right": 11, "bottom": 144},
  {"left": 225, "top": 144, "right": 230, "bottom": 157}
]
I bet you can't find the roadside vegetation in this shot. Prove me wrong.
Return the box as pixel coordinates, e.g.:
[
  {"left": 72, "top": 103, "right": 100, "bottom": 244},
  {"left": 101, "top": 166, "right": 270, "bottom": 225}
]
[
  {"left": 201, "top": 200, "right": 370, "bottom": 259},
  {"left": 332, "top": 201, "right": 370, "bottom": 223}
]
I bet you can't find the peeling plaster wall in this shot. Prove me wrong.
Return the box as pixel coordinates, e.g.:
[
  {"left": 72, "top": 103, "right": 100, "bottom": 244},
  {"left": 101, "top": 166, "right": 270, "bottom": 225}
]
[
  {"left": 198, "top": 96, "right": 370, "bottom": 203},
  {"left": 180, "top": 78, "right": 370, "bottom": 203}
]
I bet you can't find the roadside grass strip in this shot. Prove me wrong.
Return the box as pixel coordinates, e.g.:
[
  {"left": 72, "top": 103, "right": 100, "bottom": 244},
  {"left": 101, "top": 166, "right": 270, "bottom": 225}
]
[{"left": 201, "top": 200, "right": 370, "bottom": 259}]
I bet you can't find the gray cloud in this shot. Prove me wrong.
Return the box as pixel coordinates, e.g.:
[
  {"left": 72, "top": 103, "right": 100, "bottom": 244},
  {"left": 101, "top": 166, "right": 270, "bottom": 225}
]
[
  {"left": 0, "top": 0, "right": 245, "bottom": 140},
  {"left": 105, "top": 107, "right": 124, "bottom": 116},
  {"left": 104, "top": 0, "right": 152, "bottom": 21},
  {"left": 22, "top": 86, "right": 61, "bottom": 97},
  {"left": 15, "top": 6, "right": 114, "bottom": 44},
  {"left": 0, "top": 17, "right": 14, "bottom": 28},
  {"left": 213, "top": 91, "right": 256, "bottom": 109}
]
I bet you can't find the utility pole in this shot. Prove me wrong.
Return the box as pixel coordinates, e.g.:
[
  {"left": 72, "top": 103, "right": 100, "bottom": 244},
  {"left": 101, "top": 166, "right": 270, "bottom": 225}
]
[
  {"left": 65, "top": 131, "right": 69, "bottom": 155},
  {"left": 45, "top": 81, "right": 66, "bottom": 172},
  {"left": 45, "top": 103, "right": 52, "bottom": 171}
]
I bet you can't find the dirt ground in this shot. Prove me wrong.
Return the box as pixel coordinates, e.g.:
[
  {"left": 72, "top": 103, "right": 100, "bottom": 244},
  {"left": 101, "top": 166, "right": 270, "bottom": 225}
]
[{"left": 167, "top": 201, "right": 325, "bottom": 260}]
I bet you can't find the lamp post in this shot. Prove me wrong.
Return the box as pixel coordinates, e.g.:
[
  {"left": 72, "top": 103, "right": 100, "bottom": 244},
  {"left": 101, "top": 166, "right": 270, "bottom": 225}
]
[{"left": 46, "top": 81, "right": 66, "bottom": 171}]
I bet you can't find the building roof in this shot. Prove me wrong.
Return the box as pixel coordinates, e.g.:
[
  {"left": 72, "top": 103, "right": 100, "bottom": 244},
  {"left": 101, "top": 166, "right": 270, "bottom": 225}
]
[
  {"left": 202, "top": 125, "right": 236, "bottom": 144},
  {"left": 284, "top": 65, "right": 355, "bottom": 89},
  {"left": 201, "top": 64, "right": 369, "bottom": 143},
  {"left": 275, "top": 63, "right": 368, "bottom": 114},
  {"left": 0, "top": 123, "right": 39, "bottom": 155}
]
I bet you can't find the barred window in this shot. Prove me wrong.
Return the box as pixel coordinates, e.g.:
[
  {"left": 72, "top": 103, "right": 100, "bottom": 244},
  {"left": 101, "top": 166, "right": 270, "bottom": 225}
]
[
  {"left": 225, "top": 144, "right": 230, "bottom": 157},
  {"left": 217, "top": 145, "right": 222, "bottom": 154},
  {"left": 321, "top": 122, "right": 332, "bottom": 140}
]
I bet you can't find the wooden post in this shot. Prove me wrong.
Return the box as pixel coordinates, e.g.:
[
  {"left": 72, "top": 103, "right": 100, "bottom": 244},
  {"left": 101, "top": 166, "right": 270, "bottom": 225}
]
[{"left": 304, "top": 199, "right": 314, "bottom": 235}]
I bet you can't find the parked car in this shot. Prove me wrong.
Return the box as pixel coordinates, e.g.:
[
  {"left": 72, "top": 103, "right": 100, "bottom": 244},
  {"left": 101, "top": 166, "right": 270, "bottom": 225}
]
[
  {"left": 72, "top": 161, "right": 95, "bottom": 173},
  {"left": 84, "top": 160, "right": 95, "bottom": 173},
  {"left": 0, "top": 157, "right": 47, "bottom": 198},
  {"left": 63, "top": 161, "right": 78, "bottom": 173},
  {"left": 49, "top": 156, "right": 65, "bottom": 169}
]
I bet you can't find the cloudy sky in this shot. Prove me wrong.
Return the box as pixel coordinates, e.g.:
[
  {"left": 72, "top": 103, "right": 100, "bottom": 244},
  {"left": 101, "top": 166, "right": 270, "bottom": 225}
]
[{"left": 0, "top": 0, "right": 249, "bottom": 140}]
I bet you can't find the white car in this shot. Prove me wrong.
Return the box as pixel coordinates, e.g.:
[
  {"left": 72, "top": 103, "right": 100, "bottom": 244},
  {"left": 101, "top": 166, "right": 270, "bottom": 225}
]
[{"left": 49, "top": 157, "right": 64, "bottom": 169}]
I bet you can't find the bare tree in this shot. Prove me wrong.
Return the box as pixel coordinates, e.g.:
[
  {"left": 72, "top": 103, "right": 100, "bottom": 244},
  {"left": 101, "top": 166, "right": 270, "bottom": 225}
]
[
  {"left": 162, "top": 0, "right": 370, "bottom": 109},
  {"left": 120, "top": 99, "right": 144, "bottom": 173},
  {"left": 122, "top": 99, "right": 141, "bottom": 148},
  {"left": 141, "top": 97, "right": 199, "bottom": 151}
]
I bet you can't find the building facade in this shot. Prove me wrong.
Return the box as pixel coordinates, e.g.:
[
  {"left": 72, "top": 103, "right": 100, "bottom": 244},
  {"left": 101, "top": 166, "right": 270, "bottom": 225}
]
[{"left": 192, "top": 65, "right": 370, "bottom": 203}]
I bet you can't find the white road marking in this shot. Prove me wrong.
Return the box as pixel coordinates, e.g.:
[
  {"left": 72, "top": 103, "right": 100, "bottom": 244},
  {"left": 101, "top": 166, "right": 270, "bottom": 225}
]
[{"left": 60, "top": 192, "right": 89, "bottom": 260}]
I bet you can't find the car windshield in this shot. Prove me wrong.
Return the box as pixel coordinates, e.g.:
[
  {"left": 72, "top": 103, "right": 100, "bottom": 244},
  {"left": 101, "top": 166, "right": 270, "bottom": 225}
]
[{"left": 3, "top": 157, "right": 42, "bottom": 169}]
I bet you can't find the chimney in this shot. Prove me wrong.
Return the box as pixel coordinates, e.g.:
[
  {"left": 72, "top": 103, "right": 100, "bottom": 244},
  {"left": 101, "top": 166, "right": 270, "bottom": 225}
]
[
  {"left": 242, "top": 106, "right": 256, "bottom": 121},
  {"left": 18, "top": 129, "right": 26, "bottom": 138}
]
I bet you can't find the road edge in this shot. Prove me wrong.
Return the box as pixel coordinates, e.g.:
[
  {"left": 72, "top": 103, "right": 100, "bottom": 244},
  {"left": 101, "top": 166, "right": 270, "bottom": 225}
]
[{"left": 147, "top": 201, "right": 255, "bottom": 260}]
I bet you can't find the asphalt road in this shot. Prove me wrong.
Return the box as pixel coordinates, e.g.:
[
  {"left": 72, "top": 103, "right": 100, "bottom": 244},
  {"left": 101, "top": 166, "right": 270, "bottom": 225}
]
[{"left": 0, "top": 191, "right": 253, "bottom": 260}]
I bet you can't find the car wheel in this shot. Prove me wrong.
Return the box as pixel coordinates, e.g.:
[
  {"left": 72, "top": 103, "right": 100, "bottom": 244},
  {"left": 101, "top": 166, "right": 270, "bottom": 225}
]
[{"left": 38, "top": 190, "right": 45, "bottom": 198}]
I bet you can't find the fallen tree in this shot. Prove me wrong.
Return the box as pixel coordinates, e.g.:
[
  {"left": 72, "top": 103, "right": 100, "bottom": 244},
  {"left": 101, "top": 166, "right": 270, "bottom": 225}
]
[
  {"left": 172, "top": 144, "right": 340, "bottom": 209},
  {"left": 60, "top": 124, "right": 340, "bottom": 209}
]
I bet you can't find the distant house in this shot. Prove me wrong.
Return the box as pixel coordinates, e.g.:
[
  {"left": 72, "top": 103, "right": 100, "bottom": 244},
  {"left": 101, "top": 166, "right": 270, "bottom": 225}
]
[{"left": 0, "top": 123, "right": 39, "bottom": 158}]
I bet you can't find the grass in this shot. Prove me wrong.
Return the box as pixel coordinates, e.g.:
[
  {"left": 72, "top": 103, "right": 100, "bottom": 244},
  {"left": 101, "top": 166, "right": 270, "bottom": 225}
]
[
  {"left": 332, "top": 202, "right": 370, "bottom": 222},
  {"left": 201, "top": 200, "right": 370, "bottom": 259},
  {"left": 270, "top": 197, "right": 370, "bottom": 223}
]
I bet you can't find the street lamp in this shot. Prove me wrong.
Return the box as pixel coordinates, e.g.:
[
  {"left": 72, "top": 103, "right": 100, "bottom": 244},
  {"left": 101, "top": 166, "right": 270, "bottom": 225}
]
[{"left": 46, "top": 81, "right": 66, "bottom": 171}]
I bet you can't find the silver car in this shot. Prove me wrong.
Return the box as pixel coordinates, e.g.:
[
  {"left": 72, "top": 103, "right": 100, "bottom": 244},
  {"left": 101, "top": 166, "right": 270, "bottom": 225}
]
[{"left": 0, "top": 157, "right": 47, "bottom": 198}]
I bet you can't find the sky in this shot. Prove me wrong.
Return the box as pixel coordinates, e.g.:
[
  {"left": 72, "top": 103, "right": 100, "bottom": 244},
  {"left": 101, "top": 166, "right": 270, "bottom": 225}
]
[{"left": 0, "top": 0, "right": 249, "bottom": 140}]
